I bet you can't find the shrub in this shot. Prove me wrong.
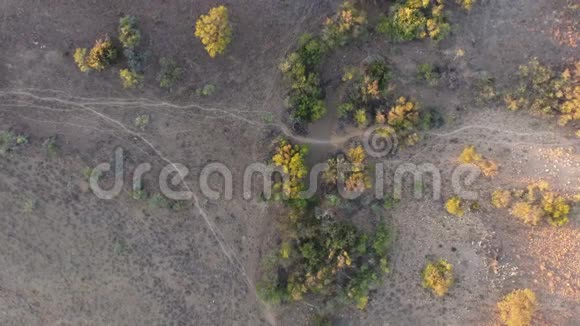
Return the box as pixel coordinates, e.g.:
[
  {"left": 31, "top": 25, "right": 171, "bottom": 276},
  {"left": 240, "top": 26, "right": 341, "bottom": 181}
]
[
  {"left": 148, "top": 193, "right": 171, "bottom": 209},
  {"left": 157, "top": 57, "right": 182, "bottom": 89},
  {"left": 388, "top": 96, "right": 419, "bottom": 131},
  {"left": 344, "top": 145, "right": 370, "bottom": 192},
  {"left": 196, "top": 84, "right": 217, "bottom": 97},
  {"left": 119, "top": 69, "right": 143, "bottom": 88},
  {"left": 457, "top": 145, "right": 498, "bottom": 177},
  {"left": 272, "top": 139, "right": 308, "bottom": 199},
  {"left": 86, "top": 37, "right": 117, "bottom": 71},
  {"left": 541, "top": 192, "right": 570, "bottom": 226},
  {"left": 422, "top": 259, "right": 453, "bottom": 296},
  {"left": 506, "top": 59, "right": 579, "bottom": 130},
  {"left": 417, "top": 63, "right": 439, "bottom": 86},
  {"left": 510, "top": 202, "right": 543, "bottom": 225},
  {"left": 194, "top": 5, "right": 232, "bottom": 58},
  {"left": 497, "top": 289, "right": 536, "bottom": 326},
  {"left": 43, "top": 136, "right": 58, "bottom": 158},
  {"left": 118, "top": 15, "right": 141, "bottom": 49},
  {"left": 457, "top": 145, "right": 481, "bottom": 163},
  {"left": 377, "top": 0, "right": 450, "bottom": 41},
  {"left": 297, "top": 34, "right": 326, "bottom": 69},
  {"left": 123, "top": 48, "right": 148, "bottom": 73},
  {"left": 323, "top": 156, "right": 345, "bottom": 186},
  {"left": 73, "top": 48, "right": 91, "bottom": 72},
  {"left": 321, "top": 1, "right": 367, "bottom": 48},
  {"left": 492, "top": 189, "right": 512, "bottom": 208},
  {"left": 0, "top": 131, "right": 15, "bottom": 155},
  {"left": 339, "top": 102, "right": 355, "bottom": 118},
  {"left": 456, "top": 0, "right": 475, "bottom": 10},
  {"left": 22, "top": 198, "right": 36, "bottom": 214},
  {"left": 419, "top": 107, "right": 444, "bottom": 130},
  {"left": 280, "top": 47, "right": 326, "bottom": 122},
  {"left": 377, "top": 5, "right": 427, "bottom": 41},
  {"left": 134, "top": 114, "right": 150, "bottom": 130},
  {"left": 445, "top": 196, "right": 464, "bottom": 216},
  {"left": 354, "top": 109, "right": 367, "bottom": 128},
  {"left": 498, "top": 182, "right": 571, "bottom": 227}
]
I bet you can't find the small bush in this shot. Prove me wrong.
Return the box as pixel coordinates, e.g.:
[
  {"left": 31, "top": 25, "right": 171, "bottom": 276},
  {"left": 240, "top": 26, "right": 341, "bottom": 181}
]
[
  {"left": 119, "top": 69, "right": 143, "bottom": 89},
  {"left": 497, "top": 289, "right": 536, "bottom": 326},
  {"left": 339, "top": 102, "right": 355, "bottom": 118},
  {"left": 43, "top": 136, "right": 58, "bottom": 158},
  {"left": 86, "top": 37, "right": 117, "bottom": 71},
  {"left": 118, "top": 15, "right": 141, "bottom": 49},
  {"left": 158, "top": 57, "right": 182, "bottom": 89},
  {"left": 422, "top": 259, "right": 453, "bottom": 296},
  {"left": 196, "top": 84, "right": 216, "bottom": 97},
  {"left": 491, "top": 189, "right": 512, "bottom": 208},
  {"left": 445, "top": 196, "right": 464, "bottom": 216},
  {"left": 456, "top": 0, "right": 475, "bottom": 10},
  {"left": 73, "top": 48, "right": 91, "bottom": 72},
  {"left": 0, "top": 131, "right": 15, "bottom": 155},
  {"left": 22, "top": 198, "right": 36, "bottom": 214},
  {"left": 323, "top": 156, "right": 345, "bottom": 186},
  {"left": 417, "top": 63, "right": 439, "bottom": 86},
  {"left": 321, "top": 1, "right": 368, "bottom": 48},
  {"left": 134, "top": 114, "right": 150, "bottom": 130},
  {"left": 123, "top": 48, "right": 148, "bottom": 73},
  {"left": 419, "top": 108, "right": 444, "bottom": 130},
  {"left": 510, "top": 202, "right": 544, "bottom": 225},
  {"left": 344, "top": 145, "right": 370, "bottom": 192},
  {"left": 541, "top": 192, "right": 570, "bottom": 226},
  {"left": 194, "top": 5, "right": 232, "bottom": 58},
  {"left": 354, "top": 109, "right": 367, "bottom": 128},
  {"left": 458, "top": 145, "right": 498, "bottom": 177},
  {"left": 148, "top": 193, "right": 171, "bottom": 209}
]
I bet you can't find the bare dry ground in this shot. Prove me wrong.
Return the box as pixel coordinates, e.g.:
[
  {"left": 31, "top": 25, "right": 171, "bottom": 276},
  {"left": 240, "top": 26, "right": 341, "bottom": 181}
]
[{"left": 0, "top": 0, "right": 578, "bottom": 325}]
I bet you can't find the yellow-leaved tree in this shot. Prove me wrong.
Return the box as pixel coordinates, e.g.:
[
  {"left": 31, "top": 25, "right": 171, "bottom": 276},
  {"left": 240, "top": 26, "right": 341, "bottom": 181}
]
[{"left": 194, "top": 6, "right": 232, "bottom": 58}]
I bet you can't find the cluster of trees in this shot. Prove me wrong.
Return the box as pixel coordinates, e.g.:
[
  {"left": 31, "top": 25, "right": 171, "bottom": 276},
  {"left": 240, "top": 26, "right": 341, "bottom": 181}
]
[
  {"left": 377, "top": 0, "right": 450, "bottom": 42},
  {"left": 73, "top": 6, "right": 232, "bottom": 90},
  {"left": 504, "top": 58, "right": 579, "bottom": 134},
  {"left": 339, "top": 60, "right": 423, "bottom": 146},
  {"left": 118, "top": 15, "right": 146, "bottom": 89},
  {"left": 339, "top": 60, "right": 393, "bottom": 127},
  {"left": 322, "top": 144, "right": 371, "bottom": 193},
  {"left": 74, "top": 37, "right": 117, "bottom": 73},
  {"left": 280, "top": 1, "right": 368, "bottom": 124},
  {"left": 258, "top": 203, "right": 391, "bottom": 311},
  {"left": 491, "top": 180, "right": 571, "bottom": 226},
  {"left": 259, "top": 139, "right": 392, "bottom": 311}
]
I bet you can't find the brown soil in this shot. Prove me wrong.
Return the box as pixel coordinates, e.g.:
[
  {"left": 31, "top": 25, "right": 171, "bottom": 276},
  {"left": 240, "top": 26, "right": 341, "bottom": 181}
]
[{"left": 0, "top": 0, "right": 578, "bottom": 325}]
